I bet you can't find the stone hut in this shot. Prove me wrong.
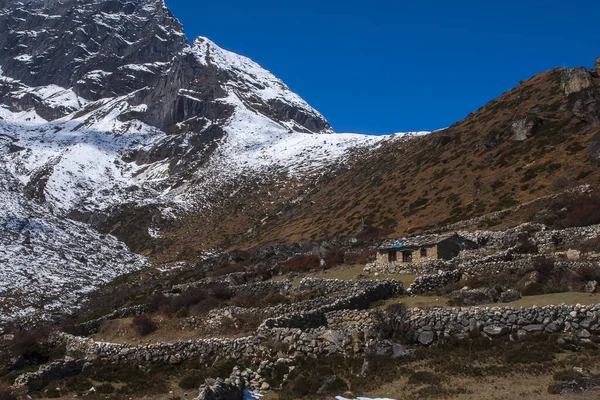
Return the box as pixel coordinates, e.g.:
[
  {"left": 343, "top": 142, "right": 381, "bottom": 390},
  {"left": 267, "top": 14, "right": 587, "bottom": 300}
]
[{"left": 376, "top": 233, "right": 477, "bottom": 266}]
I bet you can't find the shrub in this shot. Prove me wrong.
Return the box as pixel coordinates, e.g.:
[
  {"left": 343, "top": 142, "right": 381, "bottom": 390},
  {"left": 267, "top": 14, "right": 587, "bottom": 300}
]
[
  {"left": 179, "top": 371, "right": 205, "bottom": 389},
  {"left": 131, "top": 315, "right": 157, "bottom": 336},
  {"left": 533, "top": 256, "right": 555, "bottom": 276},
  {"left": 146, "top": 292, "right": 169, "bottom": 313},
  {"left": 544, "top": 193, "right": 600, "bottom": 229},
  {"left": 210, "top": 285, "right": 233, "bottom": 301},
  {"left": 283, "top": 254, "right": 320, "bottom": 273},
  {"left": 575, "top": 265, "right": 599, "bottom": 282},
  {"left": 323, "top": 248, "right": 345, "bottom": 267},
  {"left": 170, "top": 287, "right": 206, "bottom": 311},
  {"left": 513, "top": 233, "right": 538, "bottom": 254},
  {"left": 344, "top": 249, "right": 376, "bottom": 265}
]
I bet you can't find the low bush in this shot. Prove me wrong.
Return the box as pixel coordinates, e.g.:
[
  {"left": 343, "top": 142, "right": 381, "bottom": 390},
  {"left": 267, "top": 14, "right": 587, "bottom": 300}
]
[
  {"left": 542, "top": 192, "right": 600, "bottom": 229},
  {"left": 179, "top": 370, "right": 205, "bottom": 389},
  {"left": 283, "top": 254, "right": 321, "bottom": 273},
  {"left": 131, "top": 315, "right": 157, "bottom": 336}
]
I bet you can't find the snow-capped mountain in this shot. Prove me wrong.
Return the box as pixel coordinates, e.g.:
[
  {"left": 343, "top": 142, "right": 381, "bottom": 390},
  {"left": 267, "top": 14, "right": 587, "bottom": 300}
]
[{"left": 0, "top": 0, "right": 426, "bottom": 323}]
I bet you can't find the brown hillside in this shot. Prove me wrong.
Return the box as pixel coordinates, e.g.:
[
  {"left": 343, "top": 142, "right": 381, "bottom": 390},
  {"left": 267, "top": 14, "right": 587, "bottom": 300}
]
[{"left": 151, "top": 66, "right": 600, "bottom": 261}]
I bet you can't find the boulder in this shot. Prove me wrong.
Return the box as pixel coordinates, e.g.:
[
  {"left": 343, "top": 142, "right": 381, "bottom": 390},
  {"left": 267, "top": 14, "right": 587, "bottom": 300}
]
[
  {"left": 559, "top": 68, "right": 593, "bottom": 96},
  {"left": 511, "top": 116, "right": 543, "bottom": 141},
  {"left": 595, "top": 56, "right": 600, "bottom": 72},
  {"left": 196, "top": 377, "right": 244, "bottom": 400},
  {"left": 500, "top": 290, "right": 521, "bottom": 303},
  {"left": 585, "top": 280, "right": 598, "bottom": 294},
  {"left": 448, "top": 287, "right": 498, "bottom": 306},
  {"left": 483, "top": 325, "right": 510, "bottom": 337},
  {"left": 417, "top": 331, "right": 435, "bottom": 346}
]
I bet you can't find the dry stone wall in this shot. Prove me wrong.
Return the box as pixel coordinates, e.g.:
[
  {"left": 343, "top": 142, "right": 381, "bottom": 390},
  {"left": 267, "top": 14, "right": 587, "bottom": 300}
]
[{"left": 409, "top": 303, "right": 600, "bottom": 345}]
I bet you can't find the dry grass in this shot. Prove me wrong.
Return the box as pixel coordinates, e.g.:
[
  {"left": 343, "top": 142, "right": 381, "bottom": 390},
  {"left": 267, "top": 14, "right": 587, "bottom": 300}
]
[
  {"left": 271, "top": 264, "right": 417, "bottom": 287},
  {"left": 377, "top": 291, "right": 600, "bottom": 311},
  {"left": 91, "top": 315, "right": 250, "bottom": 345},
  {"left": 364, "top": 373, "right": 596, "bottom": 400}
]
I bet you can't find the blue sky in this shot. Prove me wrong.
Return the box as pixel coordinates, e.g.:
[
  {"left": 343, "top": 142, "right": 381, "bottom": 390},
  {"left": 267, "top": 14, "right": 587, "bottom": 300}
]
[{"left": 164, "top": 0, "right": 599, "bottom": 135}]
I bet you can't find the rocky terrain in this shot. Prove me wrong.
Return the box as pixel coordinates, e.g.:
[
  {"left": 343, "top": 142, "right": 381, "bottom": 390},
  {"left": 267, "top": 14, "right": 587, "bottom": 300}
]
[
  {"left": 0, "top": 0, "right": 415, "bottom": 322},
  {"left": 1, "top": 1, "right": 600, "bottom": 399}
]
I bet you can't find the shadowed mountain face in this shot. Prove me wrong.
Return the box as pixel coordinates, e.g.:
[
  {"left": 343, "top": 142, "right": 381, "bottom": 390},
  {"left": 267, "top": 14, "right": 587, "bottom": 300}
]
[{"left": 0, "top": 0, "right": 187, "bottom": 96}]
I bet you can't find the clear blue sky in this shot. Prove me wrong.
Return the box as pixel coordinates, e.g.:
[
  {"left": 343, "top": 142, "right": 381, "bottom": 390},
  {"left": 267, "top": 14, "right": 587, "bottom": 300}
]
[{"left": 164, "top": 0, "right": 599, "bottom": 135}]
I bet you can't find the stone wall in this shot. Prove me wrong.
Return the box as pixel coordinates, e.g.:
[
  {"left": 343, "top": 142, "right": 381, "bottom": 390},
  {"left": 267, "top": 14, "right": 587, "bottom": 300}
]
[
  {"left": 77, "top": 304, "right": 148, "bottom": 335},
  {"left": 258, "top": 280, "right": 403, "bottom": 331},
  {"left": 408, "top": 303, "right": 600, "bottom": 345},
  {"left": 18, "top": 302, "right": 600, "bottom": 391},
  {"left": 406, "top": 270, "right": 462, "bottom": 295}
]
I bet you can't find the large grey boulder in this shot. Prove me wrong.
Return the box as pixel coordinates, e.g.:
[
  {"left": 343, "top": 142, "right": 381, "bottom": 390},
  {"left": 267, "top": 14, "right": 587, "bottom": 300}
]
[
  {"left": 417, "top": 331, "right": 435, "bottom": 345},
  {"left": 196, "top": 376, "right": 244, "bottom": 400},
  {"left": 448, "top": 287, "right": 498, "bottom": 306},
  {"left": 511, "top": 116, "right": 543, "bottom": 141}
]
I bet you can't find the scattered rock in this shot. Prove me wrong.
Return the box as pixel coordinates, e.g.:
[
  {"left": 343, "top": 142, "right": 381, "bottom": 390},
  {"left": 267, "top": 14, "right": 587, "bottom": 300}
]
[{"left": 586, "top": 280, "right": 598, "bottom": 294}]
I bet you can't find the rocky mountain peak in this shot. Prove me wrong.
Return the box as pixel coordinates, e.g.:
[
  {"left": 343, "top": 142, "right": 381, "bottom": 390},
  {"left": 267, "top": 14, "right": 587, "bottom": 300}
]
[{"left": 0, "top": 0, "right": 187, "bottom": 98}]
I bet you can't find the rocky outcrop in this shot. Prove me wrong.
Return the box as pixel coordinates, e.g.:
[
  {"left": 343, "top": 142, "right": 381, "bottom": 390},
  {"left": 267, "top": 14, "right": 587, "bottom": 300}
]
[
  {"left": 595, "top": 56, "right": 600, "bottom": 72},
  {"left": 511, "top": 115, "right": 543, "bottom": 141},
  {"left": 137, "top": 37, "right": 331, "bottom": 135},
  {"left": 559, "top": 68, "right": 593, "bottom": 96}
]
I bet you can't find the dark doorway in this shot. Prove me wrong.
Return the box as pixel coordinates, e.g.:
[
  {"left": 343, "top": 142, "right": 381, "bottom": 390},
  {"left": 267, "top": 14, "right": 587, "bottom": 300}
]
[{"left": 402, "top": 251, "right": 413, "bottom": 263}]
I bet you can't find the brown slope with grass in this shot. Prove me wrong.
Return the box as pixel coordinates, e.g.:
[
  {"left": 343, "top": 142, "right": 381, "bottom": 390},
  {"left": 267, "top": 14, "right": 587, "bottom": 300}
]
[{"left": 150, "top": 66, "right": 600, "bottom": 261}]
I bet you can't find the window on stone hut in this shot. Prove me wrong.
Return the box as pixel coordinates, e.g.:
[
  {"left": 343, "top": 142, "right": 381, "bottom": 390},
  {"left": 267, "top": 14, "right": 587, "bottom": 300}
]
[
  {"left": 420, "top": 248, "right": 428, "bottom": 257},
  {"left": 388, "top": 251, "right": 397, "bottom": 262}
]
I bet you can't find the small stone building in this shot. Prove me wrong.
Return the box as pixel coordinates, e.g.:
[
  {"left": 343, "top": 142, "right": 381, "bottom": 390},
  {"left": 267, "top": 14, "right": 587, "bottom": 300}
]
[{"left": 376, "top": 233, "right": 477, "bottom": 265}]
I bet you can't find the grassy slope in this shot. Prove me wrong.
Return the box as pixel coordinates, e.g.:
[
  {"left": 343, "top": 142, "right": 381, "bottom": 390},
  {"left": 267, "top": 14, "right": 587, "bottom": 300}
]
[{"left": 148, "top": 68, "right": 600, "bottom": 262}]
